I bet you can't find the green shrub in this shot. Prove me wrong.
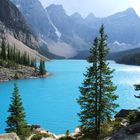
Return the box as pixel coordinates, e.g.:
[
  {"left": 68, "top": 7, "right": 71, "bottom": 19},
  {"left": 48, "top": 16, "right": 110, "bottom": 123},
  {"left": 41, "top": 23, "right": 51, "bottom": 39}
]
[
  {"left": 31, "top": 133, "right": 49, "bottom": 140},
  {"left": 65, "top": 130, "right": 70, "bottom": 137},
  {"left": 128, "top": 111, "right": 140, "bottom": 124},
  {"left": 59, "top": 136, "right": 75, "bottom": 140}
]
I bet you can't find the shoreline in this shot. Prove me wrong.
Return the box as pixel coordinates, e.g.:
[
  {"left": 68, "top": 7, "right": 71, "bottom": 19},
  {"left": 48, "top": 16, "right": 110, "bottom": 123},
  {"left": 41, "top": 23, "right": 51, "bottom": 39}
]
[
  {"left": 0, "top": 65, "right": 52, "bottom": 82},
  {"left": 0, "top": 72, "right": 52, "bottom": 82}
]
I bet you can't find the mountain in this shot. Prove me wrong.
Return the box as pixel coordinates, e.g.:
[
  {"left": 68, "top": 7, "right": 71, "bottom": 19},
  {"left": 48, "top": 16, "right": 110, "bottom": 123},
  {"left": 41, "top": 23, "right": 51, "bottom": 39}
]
[
  {"left": 88, "top": 8, "right": 140, "bottom": 44},
  {"left": 10, "top": 0, "right": 58, "bottom": 41},
  {"left": 46, "top": 4, "right": 96, "bottom": 55},
  {"left": 47, "top": 5, "right": 140, "bottom": 57},
  {"left": 108, "top": 48, "right": 140, "bottom": 65},
  {"left": 46, "top": 4, "right": 96, "bottom": 46},
  {"left": 0, "top": 0, "right": 46, "bottom": 59},
  {"left": 9, "top": 0, "right": 140, "bottom": 58},
  {"left": 10, "top": 0, "right": 71, "bottom": 58}
]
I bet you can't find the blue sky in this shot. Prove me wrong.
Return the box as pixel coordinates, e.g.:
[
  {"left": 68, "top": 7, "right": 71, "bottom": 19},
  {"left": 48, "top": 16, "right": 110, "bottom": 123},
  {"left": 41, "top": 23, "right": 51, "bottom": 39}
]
[{"left": 39, "top": 0, "right": 140, "bottom": 17}]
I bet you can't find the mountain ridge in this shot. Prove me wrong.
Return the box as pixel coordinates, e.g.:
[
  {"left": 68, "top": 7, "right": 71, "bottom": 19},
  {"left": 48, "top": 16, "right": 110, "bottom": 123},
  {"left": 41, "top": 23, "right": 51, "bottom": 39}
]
[
  {"left": 9, "top": 0, "right": 140, "bottom": 58},
  {"left": 0, "top": 0, "right": 46, "bottom": 59}
]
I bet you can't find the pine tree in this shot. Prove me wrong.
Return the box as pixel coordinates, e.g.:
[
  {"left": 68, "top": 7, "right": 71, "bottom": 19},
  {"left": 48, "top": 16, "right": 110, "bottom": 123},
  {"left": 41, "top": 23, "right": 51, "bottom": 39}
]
[
  {"left": 134, "top": 84, "right": 140, "bottom": 98},
  {"left": 1, "top": 39, "right": 6, "bottom": 60},
  {"left": 77, "top": 25, "right": 118, "bottom": 140},
  {"left": 27, "top": 55, "right": 30, "bottom": 66},
  {"left": 7, "top": 44, "right": 10, "bottom": 60},
  {"left": 17, "top": 50, "right": 21, "bottom": 64},
  {"left": 33, "top": 58, "right": 37, "bottom": 73},
  {"left": 39, "top": 59, "right": 46, "bottom": 76},
  {"left": 10, "top": 47, "right": 14, "bottom": 61},
  {"left": 13, "top": 46, "right": 16, "bottom": 61},
  {"left": 23, "top": 52, "right": 27, "bottom": 66},
  {"left": 5, "top": 83, "right": 30, "bottom": 140}
]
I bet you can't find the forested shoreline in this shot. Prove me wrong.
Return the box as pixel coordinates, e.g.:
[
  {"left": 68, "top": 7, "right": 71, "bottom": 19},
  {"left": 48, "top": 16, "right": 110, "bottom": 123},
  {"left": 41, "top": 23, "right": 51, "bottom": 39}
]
[{"left": 0, "top": 40, "right": 47, "bottom": 81}]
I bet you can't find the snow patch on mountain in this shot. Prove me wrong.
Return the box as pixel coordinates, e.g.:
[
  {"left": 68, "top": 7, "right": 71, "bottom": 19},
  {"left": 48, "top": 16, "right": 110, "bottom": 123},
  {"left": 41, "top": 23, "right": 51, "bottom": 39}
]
[
  {"left": 16, "top": 4, "right": 20, "bottom": 8},
  {"left": 118, "top": 14, "right": 127, "bottom": 18},
  {"left": 113, "top": 41, "right": 126, "bottom": 46},
  {"left": 46, "top": 9, "right": 61, "bottom": 40}
]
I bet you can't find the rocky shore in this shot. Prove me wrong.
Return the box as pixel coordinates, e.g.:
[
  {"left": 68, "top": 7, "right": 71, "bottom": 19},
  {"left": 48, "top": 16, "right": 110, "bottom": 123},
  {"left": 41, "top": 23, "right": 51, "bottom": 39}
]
[
  {"left": 0, "top": 133, "right": 20, "bottom": 140},
  {"left": 1, "top": 121, "right": 140, "bottom": 140},
  {"left": 0, "top": 65, "right": 49, "bottom": 82}
]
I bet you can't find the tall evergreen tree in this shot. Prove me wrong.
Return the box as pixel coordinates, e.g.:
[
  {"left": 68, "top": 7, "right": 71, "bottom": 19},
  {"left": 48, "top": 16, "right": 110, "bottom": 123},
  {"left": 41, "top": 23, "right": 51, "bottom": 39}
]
[
  {"left": 0, "top": 40, "right": 37, "bottom": 68},
  {"left": 77, "top": 25, "right": 118, "bottom": 140},
  {"left": 134, "top": 84, "right": 140, "bottom": 98},
  {"left": 7, "top": 44, "right": 10, "bottom": 60},
  {"left": 1, "top": 39, "right": 6, "bottom": 60},
  {"left": 39, "top": 59, "right": 46, "bottom": 76},
  {"left": 13, "top": 46, "right": 16, "bottom": 61},
  {"left": 17, "top": 50, "right": 21, "bottom": 64},
  {"left": 6, "top": 83, "right": 30, "bottom": 140},
  {"left": 33, "top": 58, "right": 37, "bottom": 73}
]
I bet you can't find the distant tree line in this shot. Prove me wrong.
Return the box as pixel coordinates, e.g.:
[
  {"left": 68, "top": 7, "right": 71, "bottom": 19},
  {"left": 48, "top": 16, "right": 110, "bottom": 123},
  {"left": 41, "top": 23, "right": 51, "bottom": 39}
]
[
  {"left": 0, "top": 39, "right": 36, "bottom": 67},
  {"left": 0, "top": 39, "right": 46, "bottom": 76},
  {"left": 116, "top": 53, "right": 140, "bottom": 66}
]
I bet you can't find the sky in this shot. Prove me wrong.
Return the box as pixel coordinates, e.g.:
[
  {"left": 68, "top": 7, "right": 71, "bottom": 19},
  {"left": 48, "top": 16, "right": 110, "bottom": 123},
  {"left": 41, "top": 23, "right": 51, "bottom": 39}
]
[{"left": 39, "top": 0, "right": 140, "bottom": 17}]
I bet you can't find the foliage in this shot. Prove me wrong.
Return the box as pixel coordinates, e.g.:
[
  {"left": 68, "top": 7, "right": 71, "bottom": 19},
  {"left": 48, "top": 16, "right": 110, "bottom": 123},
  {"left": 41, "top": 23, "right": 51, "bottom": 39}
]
[
  {"left": 65, "top": 130, "right": 70, "bottom": 137},
  {"left": 134, "top": 84, "right": 140, "bottom": 98},
  {"left": 77, "top": 138, "right": 91, "bottom": 140},
  {"left": 128, "top": 110, "right": 140, "bottom": 124},
  {"left": 58, "top": 130, "right": 75, "bottom": 140},
  {"left": 77, "top": 25, "right": 118, "bottom": 140},
  {"left": 59, "top": 136, "right": 75, "bottom": 140},
  {"left": 0, "top": 39, "right": 37, "bottom": 68},
  {"left": 5, "top": 82, "right": 30, "bottom": 140},
  {"left": 39, "top": 59, "right": 46, "bottom": 76},
  {"left": 31, "top": 133, "right": 49, "bottom": 140},
  {"left": 115, "top": 52, "right": 140, "bottom": 66},
  {"left": 100, "top": 119, "right": 122, "bottom": 138},
  {"left": 1, "top": 39, "right": 6, "bottom": 60}
]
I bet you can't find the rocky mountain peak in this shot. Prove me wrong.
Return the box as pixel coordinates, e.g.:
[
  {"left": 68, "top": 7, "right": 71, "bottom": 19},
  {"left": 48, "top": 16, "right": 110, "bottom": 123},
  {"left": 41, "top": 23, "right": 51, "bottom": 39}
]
[
  {"left": 11, "top": 0, "right": 58, "bottom": 41},
  {"left": 47, "top": 4, "right": 67, "bottom": 16},
  {"left": 0, "top": 0, "right": 41, "bottom": 57},
  {"left": 85, "top": 13, "right": 96, "bottom": 19},
  {"left": 0, "top": 0, "right": 31, "bottom": 34},
  {"left": 108, "top": 7, "right": 138, "bottom": 20},
  {"left": 71, "top": 12, "right": 82, "bottom": 19},
  {"left": 125, "top": 7, "right": 137, "bottom": 14}
]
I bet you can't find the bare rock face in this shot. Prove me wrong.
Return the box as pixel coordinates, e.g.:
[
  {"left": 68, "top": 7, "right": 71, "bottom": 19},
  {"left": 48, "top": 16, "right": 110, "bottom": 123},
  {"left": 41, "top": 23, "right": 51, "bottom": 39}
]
[
  {"left": 0, "top": 0, "right": 39, "bottom": 51},
  {"left": 126, "top": 122, "right": 140, "bottom": 135},
  {"left": 0, "top": 65, "right": 40, "bottom": 82},
  {"left": 0, "top": 133, "right": 20, "bottom": 140},
  {"left": 10, "top": 0, "right": 58, "bottom": 41},
  {"left": 108, "top": 122, "right": 140, "bottom": 140}
]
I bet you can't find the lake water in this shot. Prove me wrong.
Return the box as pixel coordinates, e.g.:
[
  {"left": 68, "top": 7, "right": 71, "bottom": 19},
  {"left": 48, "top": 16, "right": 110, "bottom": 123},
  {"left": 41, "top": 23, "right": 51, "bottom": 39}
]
[{"left": 0, "top": 60, "right": 140, "bottom": 134}]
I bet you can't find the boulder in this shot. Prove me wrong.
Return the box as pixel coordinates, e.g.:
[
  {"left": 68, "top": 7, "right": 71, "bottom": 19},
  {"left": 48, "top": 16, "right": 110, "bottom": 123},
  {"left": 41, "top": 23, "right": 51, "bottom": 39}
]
[
  {"left": 0, "top": 133, "right": 20, "bottom": 140},
  {"left": 115, "top": 109, "right": 137, "bottom": 118},
  {"left": 126, "top": 122, "right": 140, "bottom": 134},
  {"left": 108, "top": 122, "right": 140, "bottom": 140}
]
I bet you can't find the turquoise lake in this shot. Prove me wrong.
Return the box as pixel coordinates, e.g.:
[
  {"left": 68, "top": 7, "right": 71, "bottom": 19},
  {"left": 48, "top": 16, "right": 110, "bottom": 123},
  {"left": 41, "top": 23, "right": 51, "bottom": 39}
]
[{"left": 0, "top": 60, "right": 140, "bottom": 134}]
